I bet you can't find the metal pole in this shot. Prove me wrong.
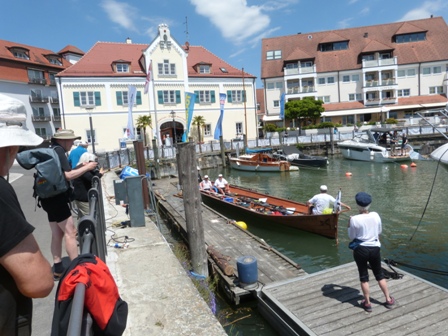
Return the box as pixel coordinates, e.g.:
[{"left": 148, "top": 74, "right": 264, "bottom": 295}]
[{"left": 89, "top": 113, "right": 96, "bottom": 154}]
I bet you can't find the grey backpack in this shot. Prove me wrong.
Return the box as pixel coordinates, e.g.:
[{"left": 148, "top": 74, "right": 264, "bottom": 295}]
[{"left": 16, "top": 147, "right": 69, "bottom": 199}]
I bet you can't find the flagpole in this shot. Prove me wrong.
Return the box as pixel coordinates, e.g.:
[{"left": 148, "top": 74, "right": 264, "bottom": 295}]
[
  {"left": 242, "top": 68, "right": 247, "bottom": 149},
  {"left": 145, "top": 60, "right": 160, "bottom": 147}
]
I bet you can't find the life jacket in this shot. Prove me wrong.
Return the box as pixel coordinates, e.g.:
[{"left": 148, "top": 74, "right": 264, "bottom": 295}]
[{"left": 51, "top": 254, "right": 128, "bottom": 336}]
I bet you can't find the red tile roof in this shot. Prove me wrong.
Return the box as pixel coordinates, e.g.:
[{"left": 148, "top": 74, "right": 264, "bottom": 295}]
[
  {"left": 58, "top": 45, "right": 85, "bottom": 56},
  {"left": 261, "top": 17, "right": 448, "bottom": 78}
]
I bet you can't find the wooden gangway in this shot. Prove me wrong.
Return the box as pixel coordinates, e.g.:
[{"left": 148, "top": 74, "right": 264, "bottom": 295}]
[
  {"left": 258, "top": 262, "right": 448, "bottom": 336},
  {"left": 153, "top": 177, "right": 306, "bottom": 304}
]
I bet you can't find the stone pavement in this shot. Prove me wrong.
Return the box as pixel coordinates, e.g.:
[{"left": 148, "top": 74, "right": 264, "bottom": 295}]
[{"left": 102, "top": 171, "right": 227, "bottom": 335}]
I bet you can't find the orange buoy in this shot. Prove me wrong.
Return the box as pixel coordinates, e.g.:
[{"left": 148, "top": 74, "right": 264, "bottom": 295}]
[
  {"left": 410, "top": 162, "right": 417, "bottom": 167},
  {"left": 345, "top": 172, "right": 352, "bottom": 176},
  {"left": 400, "top": 164, "right": 408, "bottom": 168}
]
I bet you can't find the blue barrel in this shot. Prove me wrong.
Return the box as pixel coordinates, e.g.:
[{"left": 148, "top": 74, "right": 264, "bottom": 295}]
[{"left": 237, "top": 256, "right": 258, "bottom": 285}]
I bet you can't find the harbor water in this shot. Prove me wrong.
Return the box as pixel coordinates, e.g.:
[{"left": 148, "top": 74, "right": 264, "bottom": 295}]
[{"left": 204, "top": 156, "right": 448, "bottom": 334}]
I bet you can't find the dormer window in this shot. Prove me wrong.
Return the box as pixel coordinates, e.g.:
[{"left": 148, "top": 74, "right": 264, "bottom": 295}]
[
  {"left": 9, "top": 47, "right": 30, "bottom": 60},
  {"left": 199, "top": 65, "right": 211, "bottom": 74},
  {"left": 319, "top": 41, "right": 349, "bottom": 52},
  {"left": 266, "top": 50, "right": 282, "bottom": 60},
  {"left": 394, "top": 32, "right": 426, "bottom": 43},
  {"left": 220, "top": 67, "right": 228, "bottom": 73},
  {"left": 116, "top": 63, "right": 129, "bottom": 73}
]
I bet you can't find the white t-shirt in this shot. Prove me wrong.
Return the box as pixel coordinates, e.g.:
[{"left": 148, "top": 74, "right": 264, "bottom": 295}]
[
  {"left": 200, "top": 179, "right": 213, "bottom": 190},
  {"left": 348, "top": 212, "right": 382, "bottom": 247},
  {"left": 214, "top": 177, "right": 228, "bottom": 188},
  {"left": 308, "top": 193, "right": 335, "bottom": 214}
]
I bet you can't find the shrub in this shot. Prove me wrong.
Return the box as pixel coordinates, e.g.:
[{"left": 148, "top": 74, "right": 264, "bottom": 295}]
[
  {"left": 385, "top": 118, "right": 398, "bottom": 124},
  {"left": 316, "top": 122, "right": 335, "bottom": 129},
  {"left": 264, "top": 123, "right": 277, "bottom": 132}
]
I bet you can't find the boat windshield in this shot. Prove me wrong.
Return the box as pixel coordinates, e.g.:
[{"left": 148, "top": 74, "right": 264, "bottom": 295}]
[{"left": 353, "top": 131, "right": 375, "bottom": 143}]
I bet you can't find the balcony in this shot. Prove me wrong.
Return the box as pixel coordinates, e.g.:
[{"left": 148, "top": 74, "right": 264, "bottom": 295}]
[
  {"left": 30, "top": 95, "right": 49, "bottom": 103},
  {"left": 364, "top": 80, "right": 379, "bottom": 87},
  {"left": 362, "top": 56, "right": 398, "bottom": 68},
  {"left": 50, "top": 96, "right": 59, "bottom": 103},
  {"left": 381, "top": 78, "right": 397, "bottom": 86},
  {"left": 287, "top": 86, "right": 316, "bottom": 94},
  {"left": 284, "top": 65, "right": 316, "bottom": 76},
  {"left": 49, "top": 79, "right": 56, "bottom": 86},
  {"left": 32, "top": 114, "right": 51, "bottom": 122},
  {"left": 53, "top": 115, "right": 61, "bottom": 122},
  {"left": 29, "top": 78, "right": 47, "bottom": 85}
]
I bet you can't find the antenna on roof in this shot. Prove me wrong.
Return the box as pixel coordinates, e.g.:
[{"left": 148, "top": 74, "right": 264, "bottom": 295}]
[{"left": 184, "top": 16, "right": 189, "bottom": 43}]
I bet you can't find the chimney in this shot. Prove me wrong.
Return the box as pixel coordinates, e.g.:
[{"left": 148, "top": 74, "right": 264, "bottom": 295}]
[
  {"left": 125, "top": 37, "right": 132, "bottom": 44},
  {"left": 363, "top": 32, "right": 368, "bottom": 38}
]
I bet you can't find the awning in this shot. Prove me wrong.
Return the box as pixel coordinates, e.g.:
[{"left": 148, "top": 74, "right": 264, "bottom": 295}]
[
  {"left": 322, "top": 107, "right": 382, "bottom": 117},
  {"left": 263, "top": 115, "right": 282, "bottom": 121}
]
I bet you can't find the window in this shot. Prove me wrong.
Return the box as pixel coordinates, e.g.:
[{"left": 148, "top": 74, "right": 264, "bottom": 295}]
[
  {"left": 422, "top": 67, "right": 431, "bottom": 75},
  {"left": 429, "top": 86, "right": 443, "bottom": 94},
  {"left": 275, "top": 82, "right": 283, "bottom": 89},
  {"left": 49, "top": 73, "right": 56, "bottom": 85},
  {"left": 86, "top": 130, "right": 96, "bottom": 144},
  {"left": 32, "top": 107, "right": 45, "bottom": 117},
  {"left": 273, "top": 100, "right": 280, "bottom": 107},
  {"left": 235, "top": 122, "right": 243, "bottom": 134},
  {"left": 116, "top": 91, "right": 142, "bottom": 105},
  {"left": 317, "top": 96, "right": 330, "bottom": 103},
  {"left": 116, "top": 63, "right": 129, "bottom": 73},
  {"left": 397, "top": 70, "right": 405, "bottom": 77},
  {"left": 319, "top": 41, "right": 348, "bottom": 52},
  {"left": 157, "top": 90, "right": 181, "bottom": 104},
  {"left": 380, "top": 53, "right": 391, "bottom": 59},
  {"left": 53, "top": 107, "right": 61, "bottom": 120},
  {"left": 158, "top": 60, "right": 176, "bottom": 75},
  {"left": 35, "top": 128, "right": 47, "bottom": 138},
  {"left": 349, "top": 93, "right": 362, "bottom": 101},
  {"left": 362, "top": 54, "right": 375, "bottom": 61},
  {"left": 433, "top": 66, "right": 442, "bottom": 74},
  {"left": 352, "top": 74, "right": 359, "bottom": 82},
  {"left": 407, "top": 69, "right": 416, "bottom": 76},
  {"left": 266, "top": 83, "right": 275, "bottom": 89},
  {"left": 327, "top": 77, "right": 335, "bottom": 84},
  {"left": 196, "top": 90, "right": 215, "bottom": 104},
  {"left": 227, "top": 90, "right": 246, "bottom": 103},
  {"left": 199, "top": 65, "right": 210, "bottom": 74},
  {"left": 395, "top": 32, "right": 426, "bottom": 43},
  {"left": 342, "top": 115, "right": 355, "bottom": 125},
  {"left": 389, "top": 111, "right": 398, "bottom": 119},
  {"left": 73, "top": 92, "right": 101, "bottom": 107},
  {"left": 48, "top": 57, "right": 62, "bottom": 66},
  {"left": 31, "top": 89, "right": 44, "bottom": 101},
  {"left": 28, "top": 69, "right": 46, "bottom": 84},
  {"left": 342, "top": 75, "right": 350, "bottom": 82},
  {"left": 11, "top": 48, "right": 29, "bottom": 60},
  {"left": 285, "top": 63, "right": 298, "bottom": 69},
  {"left": 397, "top": 89, "right": 410, "bottom": 97},
  {"left": 318, "top": 78, "right": 325, "bottom": 85},
  {"left": 301, "top": 61, "right": 313, "bottom": 67},
  {"left": 266, "top": 50, "right": 282, "bottom": 60},
  {"left": 204, "top": 124, "right": 211, "bottom": 136}
]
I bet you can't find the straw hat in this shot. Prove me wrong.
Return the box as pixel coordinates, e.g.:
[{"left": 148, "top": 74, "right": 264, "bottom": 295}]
[
  {"left": 0, "top": 94, "right": 43, "bottom": 148},
  {"left": 52, "top": 129, "right": 81, "bottom": 140}
]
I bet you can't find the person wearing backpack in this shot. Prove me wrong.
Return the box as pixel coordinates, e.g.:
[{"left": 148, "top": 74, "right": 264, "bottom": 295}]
[
  {"left": 39, "top": 129, "right": 98, "bottom": 280},
  {"left": 0, "top": 94, "right": 54, "bottom": 335}
]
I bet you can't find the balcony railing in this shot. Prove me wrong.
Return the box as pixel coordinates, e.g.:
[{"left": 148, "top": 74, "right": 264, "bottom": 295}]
[
  {"left": 49, "top": 79, "right": 56, "bottom": 86},
  {"left": 284, "top": 65, "right": 317, "bottom": 76},
  {"left": 53, "top": 115, "right": 61, "bottom": 122},
  {"left": 381, "top": 78, "right": 396, "bottom": 86},
  {"left": 287, "top": 86, "right": 316, "bottom": 94},
  {"left": 50, "top": 96, "right": 59, "bottom": 103},
  {"left": 29, "top": 78, "right": 47, "bottom": 85},
  {"left": 32, "top": 115, "right": 51, "bottom": 121},
  {"left": 30, "top": 95, "right": 49, "bottom": 103},
  {"left": 362, "top": 56, "right": 398, "bottom": 68},
  {"left": 365, "top": 80, "right": 379, "bottom": 87}
]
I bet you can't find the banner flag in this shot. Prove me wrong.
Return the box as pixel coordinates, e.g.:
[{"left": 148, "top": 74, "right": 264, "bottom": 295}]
[
  {"left": 279, "top": 92, "right": 286, "bottom": 120},
  {"left": 182, "top": 92, "right": 196, "bottom": 142},
  {"left": 126, "top": 85, "right": 137, "bottom": 139},
  {"left": 144, "top": 61, "right": 152, "bottom": 94},
  {"left": 214, "top": 93, "right": 226, "bottom": 140},
  {"left": 333, "top": 189, "right": 342, "bottom": 213}
]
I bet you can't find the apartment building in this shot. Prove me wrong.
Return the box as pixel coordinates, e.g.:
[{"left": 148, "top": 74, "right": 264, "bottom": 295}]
[
  {"left": 261, "top": 16, "right": 448, "bottom": 127},
  {"left": 56, "top": 24, "right": 257, "bottom": 152},
  {"left": 0, "top": 40, "right": 83, "bottom": 139}
]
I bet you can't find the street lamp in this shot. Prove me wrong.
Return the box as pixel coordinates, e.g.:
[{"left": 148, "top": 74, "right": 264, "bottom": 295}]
[{"left": 170, "top": 110, "right": 176, "bottom": 146}]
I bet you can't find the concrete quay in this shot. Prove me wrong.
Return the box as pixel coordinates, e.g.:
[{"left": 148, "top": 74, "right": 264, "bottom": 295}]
[{"left": 102, "top": 171, "right": 227, "bottom": 335}]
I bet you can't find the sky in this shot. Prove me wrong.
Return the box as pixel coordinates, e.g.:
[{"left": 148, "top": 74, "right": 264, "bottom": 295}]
[{"left": 2, "top": 0, "right": 448, "bottom": 87}]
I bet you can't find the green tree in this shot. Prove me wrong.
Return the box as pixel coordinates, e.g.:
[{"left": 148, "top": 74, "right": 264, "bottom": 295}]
[
  {"left": 285, "top": 97, "right": 324, "bottom": 127},
  {"left": 192, "top": 115, "right": 206, "bottom": 143},
  {"left": 136, "top": 115, "right": 152, "bottom": 147}
]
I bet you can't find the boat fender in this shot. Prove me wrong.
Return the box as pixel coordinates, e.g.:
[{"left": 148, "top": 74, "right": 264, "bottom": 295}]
[
  {"left": 410, "top": 162, "right": 417, "bottom": 167},
  {"left": 235, "top": 221, "right": 247, "bottom": 230}
]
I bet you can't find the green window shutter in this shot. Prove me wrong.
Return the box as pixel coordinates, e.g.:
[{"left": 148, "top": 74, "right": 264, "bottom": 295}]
[
  {"left": 211, "top": 91, "right": 216, "bottom": 103},
  {"left": 157, "top": 91, "right": 163, "bottom": 104},
  {"left": 94, "top": 92, "right": 101, "bottom": 106},
  {"left": 227, "top": 90, "right": 232, "bottom": 103},
  {"left": 116, "top": 92, "right": 122, "bottom": 105},
  {"left": 73, "top": 92, "right": 80, "bottom": 106},
  {"left": 175, "top": 90, "right": 181, "bottom": 104},
  {"left": 136, "top": 91, "right": 142, "bottom": 105},
  {"left": 194, "top": 91, "right": 199, "bottom": 104},
  {"left": 243, "top": 90, "right": 246, "bottom": 102}
]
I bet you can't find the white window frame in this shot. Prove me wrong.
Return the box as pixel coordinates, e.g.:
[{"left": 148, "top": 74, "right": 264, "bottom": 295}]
[
  {"left": 35, "top": 127, "right": 47, "bottom": 138},
  {"left": 235, "top": 122, "right": 243, "bottom": 135},
  {"left": 199, "top": 65, "right": 210, "bottom": 74},
  {"left": 327, "top": 77, "right": 335, "bottom": 84},
  {"left": 204, "top": 124, "right": 211, "bottom": 136},
  {"left": 198, "top": 90, "right": 212, "bottom": 104},
  {"left": 407, "top": 69, "right": 416, "bottom": 76},
  {"left": 342, "top": 75, "right": 350, "bottom": 82},
  {"left": 158, "top": 60, "right": 176, "bottom": 76},
  {"left": 433, "top": 66, "right": 442, "bottom": 74},
  {"left": 80, "top": 92, "right": 95, "bottom": 106},
  {"left": 86, "top": 129, "right": 96, "bottom": 144},
  {"left": 230, "top": 90, "right": 244, "bottom": 103},
  {"left": 266, "top": 82, "right": 275, "bottom": 90},
  {"left": 317, "top": 96, "right": 330, "bottom": 103},
  {"left": 349, "top": 93, "right": 362, "bottom": 101},
  {"left": 275, "top": 82, "right": 283, "bottom": 89},
  {"left": 32, "top": 107, "right": 45, "bottom": 117},
  {"left": 163, "top": 90, "right": 176, "bottom": 104},
  {"left": 116, "top": 63, "right": 129, "bottom": 73},
  {"left": 429, "top": 86, "right": 443, "bottom": 94},
  {"left": 352, "top": 74, "right": 360, "bottom": 82},
  {"left": 318, "top": 78, "right": 325, "bottom": 85},
  {"left": 273, "top": 100, "right": 280, "bottom": 107},
  {"left": 422, "top": 67, "right": 431, "bottom": 75},
  {"left": 397, "top": 89, "right": 410, "bottom": 97}
]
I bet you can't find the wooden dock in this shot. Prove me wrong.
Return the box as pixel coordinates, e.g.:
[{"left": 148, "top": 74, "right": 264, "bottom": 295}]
[
  {"left": 152, "top": 177, "right": 306, "bottom": 304},
  {"left": 258, "top": 262, "right": 448, "bottom": 336}
]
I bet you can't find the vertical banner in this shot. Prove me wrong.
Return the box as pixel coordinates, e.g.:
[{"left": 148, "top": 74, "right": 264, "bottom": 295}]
[
  {"left": 279, "top": 92, "right": 286, "bottom": 120},
  {"left": 182, "top": 92, "right": 196, "bottom": 142},
  {"left": 144, "top": 61, "right": 152, "bottom": 94},
  {"left": 214, "top": 93, "right": 226, "bottom": 140},
  {"left": 126, "top": 85, "right": 137, "bottom": 139}
]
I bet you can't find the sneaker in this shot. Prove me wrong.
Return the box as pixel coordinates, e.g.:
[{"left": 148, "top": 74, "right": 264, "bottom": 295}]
[
  {"left": 385, "top": 296, "right": 395, "bottom": 309},
  {"left": 361, "top": 300, "right": 372, "bottom": 312}
]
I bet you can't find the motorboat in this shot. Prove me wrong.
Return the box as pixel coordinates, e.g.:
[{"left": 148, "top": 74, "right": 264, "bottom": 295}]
[
  {"left": 338, "top": 127, "right": 412, "bottom": 163},
  {"left": 228, "top": 152, "right": 297, "bottom": 172},
  {"left": 275, "top": 145, "right": 328, "bottom": 168},
  {"left": 430, "top": 143, "right": 448, "bottom": 167}
]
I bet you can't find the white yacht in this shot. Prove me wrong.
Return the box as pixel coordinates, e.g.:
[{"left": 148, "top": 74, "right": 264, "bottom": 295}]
[{"left": 430, "top": 143, "right": 448, "bottom": 168}]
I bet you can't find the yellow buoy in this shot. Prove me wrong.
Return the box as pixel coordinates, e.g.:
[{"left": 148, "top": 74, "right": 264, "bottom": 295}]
[{"left": 235, "top": 221, "right": 248, "bottom": 230}]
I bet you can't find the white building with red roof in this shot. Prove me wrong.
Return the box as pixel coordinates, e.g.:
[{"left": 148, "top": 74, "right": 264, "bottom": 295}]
[
  {"left": 261, "top": 16, "right": 448, "bottom": 127},
  {"left": 56, "top": 24, "right": 257, "bottom": 152}
]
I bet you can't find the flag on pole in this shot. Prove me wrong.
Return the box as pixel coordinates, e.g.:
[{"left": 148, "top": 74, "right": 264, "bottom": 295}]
[
  {"left": 333, "top": 189, "right": 342, "bottom": 213},
  {"left": 182, "top": 92, "right": 196, "bottom": 142},
  {"left": 214, "top": 93, "right": 226, "bottom": 140},
  {"left": 279, "top": 92, "right": 286, "bottom": 120},
  {"left": 125, "top": 85, "right": 136, "bottom": 139},
  {"left": 144, "top": 61, "right": 152, "bottom": 94}
]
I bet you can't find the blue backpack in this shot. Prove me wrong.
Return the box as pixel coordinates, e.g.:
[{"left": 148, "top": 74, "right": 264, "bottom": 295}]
[{"left": 16, "top": 147, "right": 69, "bottom": 199}]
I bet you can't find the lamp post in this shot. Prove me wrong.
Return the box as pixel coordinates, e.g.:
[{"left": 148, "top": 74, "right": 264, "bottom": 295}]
[
  {"left": 170, "top": 110, "right": 176, "bottom": 146},
  {"left": 88, "top": 109, "right": 96, "bottom": 154}
]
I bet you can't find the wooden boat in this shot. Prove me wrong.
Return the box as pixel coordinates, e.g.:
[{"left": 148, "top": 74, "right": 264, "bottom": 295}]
[
  {"left": 200, "top": 184, "right": 344, "bottom": 240},
  {"left": 228, "top": 153, "right": 296, "bottom": 172},
  {"left": 275, "top": 145, "right": 328, "bottom": 168}
]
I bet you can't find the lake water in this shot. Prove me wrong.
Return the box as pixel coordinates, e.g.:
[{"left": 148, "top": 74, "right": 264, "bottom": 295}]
[{"left": 204, "top": 156, "right": 448, "bottom": 334}]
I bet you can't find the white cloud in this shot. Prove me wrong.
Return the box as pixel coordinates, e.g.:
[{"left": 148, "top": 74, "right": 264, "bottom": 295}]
[
  {"left": 101, "top": 0, "right": 138, "bottom": 32},
  {"left": 348, "top": 0, "right": 359, "bottom": 4},
  {"left": 189, "top": 0, "right": 281, "bottom": 44},
  {"left": 338, "top": 18, "right": 353, "bottom": 29},
  {"left": 399, "top": 0, "right": 448, "bottom": 21},
  {"left": 359, "top": 7, "right": 370, "bottom": 15}
]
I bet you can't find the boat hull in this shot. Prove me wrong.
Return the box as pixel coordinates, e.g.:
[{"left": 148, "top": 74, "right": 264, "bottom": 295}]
[
  {"left": 339, "top": 144, "right": 410, "bottom": 163},
  {"left": 201, "top": 185, "right": 339, "bottom": 239},
  {"left": 229, "top": 159, "right": 290, "bottom": 171}
]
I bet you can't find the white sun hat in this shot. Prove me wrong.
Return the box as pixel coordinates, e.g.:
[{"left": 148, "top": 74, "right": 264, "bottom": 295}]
[{"left": 0, "top": 94, "right": 43, "bottom": 148}]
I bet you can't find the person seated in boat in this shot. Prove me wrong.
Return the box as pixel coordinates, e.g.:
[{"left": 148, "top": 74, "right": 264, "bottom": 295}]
[
  {"left": 307, "top": 185, "right": 351, "bottom": 215},
  {"left": 373, "top": 132, "right": 380, "bottom": 143},
  {"left": 199, "top": 175, "right": 213, "bottom": 192},
  {"left": 378, "top": 132, "right": 388, "bottom": 145},
  {"left": 214, "top": 174, "right": 230, "bottom": 195}
]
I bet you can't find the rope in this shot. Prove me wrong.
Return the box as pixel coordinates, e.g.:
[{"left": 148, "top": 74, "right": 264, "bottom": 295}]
[{"left": 385, "top": 258, "right": 448, "bottom": 276}]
